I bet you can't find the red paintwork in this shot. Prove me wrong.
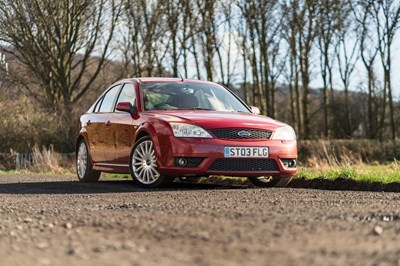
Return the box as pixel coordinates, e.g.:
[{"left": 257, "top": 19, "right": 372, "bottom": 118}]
[
  {"left": 77, "top": 78, "right": 297, "bottom": 177},
  {"left": 115, "top": 102, "right": 133, "bottom": 113}
]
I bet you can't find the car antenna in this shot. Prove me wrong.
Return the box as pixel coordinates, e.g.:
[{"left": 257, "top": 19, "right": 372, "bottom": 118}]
[{"left": 177, "top": 70, "right": 184, "bottom": 82}]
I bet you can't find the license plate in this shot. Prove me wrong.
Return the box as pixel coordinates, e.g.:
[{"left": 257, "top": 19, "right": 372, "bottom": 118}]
[{"left": 224, "top": 147, "right": 269, "bottom": 158}]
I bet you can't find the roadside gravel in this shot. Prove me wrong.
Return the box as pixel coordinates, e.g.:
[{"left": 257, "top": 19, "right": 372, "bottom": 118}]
[{"left": 0, "top": 174, "right": 399, "bottom": 266}]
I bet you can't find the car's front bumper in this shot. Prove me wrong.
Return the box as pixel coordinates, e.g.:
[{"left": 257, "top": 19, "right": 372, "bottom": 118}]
[{"left": 155, "top": 135, "right": 297, "bottom": 177}]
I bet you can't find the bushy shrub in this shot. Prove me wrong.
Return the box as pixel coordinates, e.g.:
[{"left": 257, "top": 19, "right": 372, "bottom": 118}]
[{"left": 0, "top": 96, "right": 72, "bottom": 153}]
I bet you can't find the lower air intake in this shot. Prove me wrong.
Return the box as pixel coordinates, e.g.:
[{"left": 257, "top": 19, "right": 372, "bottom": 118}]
[{"left": 208, "top": 159, "right": 279, "bottom": 172}]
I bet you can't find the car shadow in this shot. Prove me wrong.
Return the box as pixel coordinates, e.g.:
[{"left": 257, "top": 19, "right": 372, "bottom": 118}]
[{"left": 0, "top": 179, "right": 249, "bottom": 195}]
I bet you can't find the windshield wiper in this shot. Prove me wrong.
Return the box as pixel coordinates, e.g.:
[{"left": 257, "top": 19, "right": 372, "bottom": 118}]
[
  {"left": 176, "top": 108, "right": 215, "bottom": 111},
  {"left": 236, "top": 110, "right": 250, "bottom": 113},
  {"left": 192, "top": 107, "right": 215, "bottom": 111}
]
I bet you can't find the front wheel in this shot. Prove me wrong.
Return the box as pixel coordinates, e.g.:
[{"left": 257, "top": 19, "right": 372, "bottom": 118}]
[
  {"left": 76, "top": 140, "right": 101, "bottom": 182},
  {"left": 130, "top": 136, "right": 172, "bottom": 188},
  {"left": 248, "top": 176, "right": 293, "bottom": 188}
]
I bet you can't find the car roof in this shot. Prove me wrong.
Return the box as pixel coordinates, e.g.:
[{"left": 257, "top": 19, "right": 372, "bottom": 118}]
[{"left": 117, "top": 77, "right": 216, "bottom": 85}]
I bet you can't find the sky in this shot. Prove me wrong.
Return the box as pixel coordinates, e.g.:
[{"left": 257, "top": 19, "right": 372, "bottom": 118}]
[{"left": 181, "top": 21, "right": 400, "bottom": 101}]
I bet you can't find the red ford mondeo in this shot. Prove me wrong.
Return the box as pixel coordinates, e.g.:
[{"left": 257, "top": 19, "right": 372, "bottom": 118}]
[{"left": 76, "top": 78, "right": 297, "bottom": 188}]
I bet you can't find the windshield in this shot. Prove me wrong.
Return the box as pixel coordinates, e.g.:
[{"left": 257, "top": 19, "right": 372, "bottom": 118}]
[{"left": 140, "top": 82, "right": 251, "bottom": 113}]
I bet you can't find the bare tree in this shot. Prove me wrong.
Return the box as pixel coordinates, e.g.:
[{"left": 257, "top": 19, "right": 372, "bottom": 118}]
[
  {"left": 351, "top": 1, "right": 383, "bottom": 139},
  {"left": 195, "top": 0, "right": 223, "bottom": 82},
  {"left": 165, "top": 0, "right": 180, "bottom": 77},
  {"left": 238, "top": 0, "right": 263, "bottom": 111},
  {"left": 3, "top": 0, "right": 400, "bottom": 144},
  {"left": 0, "top": 52, "right": 9, "bottom": 90},
  {"left": 124, "top": 0, "right": 166, "bottom": 77},
  {"left": 221, "top": 1, "right": 235, "bottom": 86},
  {"left": 237, "top": 0, "right": 283, "bottom": 117},
  {"left": 371, "top": 0, "right": 400, "bottom": 140},
  {"left": 282, "top": 1, "right": 302, "bottom": 136},
  {"left": 335, "top": 4, "right": 359, "bottom": 137},
  {"left": 178, "top": 0, "right": 192, "bottom": 78},
  {"left": 122, "top": 1, "right": 144, "bottom": 77},
  {"left": 187, "top": 1, "right": 202, "bottom": 80},
  {"left": 0, "top": 0, "right": 122, "bottom": 127},
  {"left": 236, "top": 10, "right": 252, "bottom": 104},
  {"left": 316, "top": 0, "right": 343, "bottom": 137},
  {"left": 297, "top": 0, "right": 318, "bottom": 138}
]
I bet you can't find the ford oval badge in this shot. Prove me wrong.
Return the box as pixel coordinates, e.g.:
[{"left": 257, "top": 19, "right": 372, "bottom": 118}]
[{"left": 238, "top": 130, "right": 251, "bottom": 137}]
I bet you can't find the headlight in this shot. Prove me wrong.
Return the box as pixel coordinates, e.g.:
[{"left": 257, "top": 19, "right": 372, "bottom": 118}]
[
  {"left": 272, "top": 126, "right": 296, "bottom": 140},
  {"left": 170, "top": 123, "right": 213, "bottom": 138}
]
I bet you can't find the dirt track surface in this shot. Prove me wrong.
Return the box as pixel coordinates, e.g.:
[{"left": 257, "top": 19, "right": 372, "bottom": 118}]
[{"left": 0, "top": 174, "right": 399, "bottom": 266}]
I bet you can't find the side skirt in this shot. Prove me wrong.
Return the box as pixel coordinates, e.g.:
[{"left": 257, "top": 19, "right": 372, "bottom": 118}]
[{"left": 93, "top": 163, "right": 130, "bottom": 174}]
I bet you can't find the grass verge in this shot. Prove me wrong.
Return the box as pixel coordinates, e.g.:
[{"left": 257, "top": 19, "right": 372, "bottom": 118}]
[
  {"left": 296, "top": 162, "right": 400, "bottom": 184},
  {"left": 0, "top": 163, "right": 399, "bottom": 192}
]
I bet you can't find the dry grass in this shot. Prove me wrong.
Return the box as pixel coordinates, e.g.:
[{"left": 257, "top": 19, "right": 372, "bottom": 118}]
[
  {"left": 298, "top": 139, "right": 400, "bottom": 167},
  {"left": 0, "top": 140, "right": 399, "bottom": 184},
  {"left": 25, "top": 145, "right": 74, "bottom": 174},
  {"left": 296, "top": 140, "right": 400, "bottom": 184}
]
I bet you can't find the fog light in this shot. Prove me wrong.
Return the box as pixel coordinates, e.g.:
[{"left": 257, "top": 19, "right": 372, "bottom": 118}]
[
  {"left": 282, "top": 159, "right": 297, "bottom": 168},
  {"left": 178, "top": 158, "right": 188, "bottom": 166},
  {"left": 174, "top": 157, "right": 204, "bottom": 167}
]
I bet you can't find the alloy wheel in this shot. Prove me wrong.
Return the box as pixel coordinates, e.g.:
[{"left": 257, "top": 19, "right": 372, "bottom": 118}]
[
  {"left": 131, "top": 140, "right": 160, "bottom": 184},
  {"left": 77, "top": 142, "right": 88, "bottom": 179}
]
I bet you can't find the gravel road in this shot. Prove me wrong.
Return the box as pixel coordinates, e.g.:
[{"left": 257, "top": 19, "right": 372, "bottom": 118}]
[{"left": 0, "top": 174, "right": 399, "bottom": 266}]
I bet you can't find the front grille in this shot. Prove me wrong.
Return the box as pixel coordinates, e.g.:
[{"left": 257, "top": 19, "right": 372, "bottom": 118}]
[
  {"left": 208, "top": 159, "right": 279, "bottom": 172},
  {"left": 211, "top": 129, "right": 272, "bottom": 139}
]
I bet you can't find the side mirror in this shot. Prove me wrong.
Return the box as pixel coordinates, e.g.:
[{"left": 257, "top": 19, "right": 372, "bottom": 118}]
[
  {"left": 116, "top": 102, "right": 137, "bottom": 114},
  {"left": 250, "top": 106, "right": 260, "bottom": 115}
]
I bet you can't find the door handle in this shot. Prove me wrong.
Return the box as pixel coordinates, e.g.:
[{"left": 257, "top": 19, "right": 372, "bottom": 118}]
[
  {"left": 87, "top": 120, "right": 92, "bottom": 126},
  {"left": 105, "top": 121, "right": 111, "bottom": 126}
]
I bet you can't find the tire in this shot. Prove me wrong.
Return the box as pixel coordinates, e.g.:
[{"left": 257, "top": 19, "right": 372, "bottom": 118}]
[
  {"left": 248, "top": 175, "right": 293, "bottom": 188},
  {"left": 76, "top": 140, "right": 101, "bottom": 182},
  {"left": 130, "top": 136, "right": 172, "bottom": 188}
]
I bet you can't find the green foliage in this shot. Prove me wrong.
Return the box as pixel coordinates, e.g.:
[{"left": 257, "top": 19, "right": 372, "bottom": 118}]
[
  {"left": 103, "top": 174, "right": 131, "bottom": 179},
  {"left": 325, "top": 166, "right": 357, "bottom": 179},
  {"left": 296, "top": 164, "right": 400, "bottom": 184}
]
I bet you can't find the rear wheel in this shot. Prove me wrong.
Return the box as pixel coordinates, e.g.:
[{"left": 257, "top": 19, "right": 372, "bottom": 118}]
[
  {"left": 248, "top": 176, "right": 293, "bottom": 188},
  {"left": 76, "top": 140, "right": 101, "bottom": 182},
  {"left": 130, "top": 136, "right": 172, "bottom": 188}
]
